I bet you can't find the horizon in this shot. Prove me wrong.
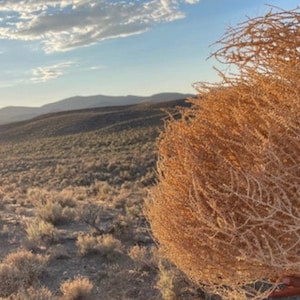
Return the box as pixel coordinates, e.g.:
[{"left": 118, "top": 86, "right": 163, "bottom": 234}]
[
  {"left": 0, "top": 0, "right": 298, "bottom": 109},
  {"left": 0, "top": 91, "right": 194, "bottom": 109}
]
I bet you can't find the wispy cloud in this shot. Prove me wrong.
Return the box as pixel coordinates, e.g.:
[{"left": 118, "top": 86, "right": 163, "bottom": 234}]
[
  {"left": 184, "top": 0, "right": 200, "bottom": 3},
  {"left": 87, "top": 65, "right": 104, "bottom": 71},
  {"left": 0, "top": 0, "right": 199, "bottom": 53},
  {"left": 31, "top": 61, "right": 74, "bottom": 83}
]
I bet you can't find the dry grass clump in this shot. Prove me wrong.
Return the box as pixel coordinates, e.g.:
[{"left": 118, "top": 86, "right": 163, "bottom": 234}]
[
  {"left": 60, "top": 276, "right": 93, "bottom": 300},
  {"left": 146, "top": 7, "right": 300, "bottom": 300},
  {"left": 27, "top": 188, "right": 76, "bottom": 225},
  {"left": 25, "top": 219, "right": 58, "bottom": 246},
  {"left": 155, "top": 259, "right": 206, "bottom": 300},
  {"left": 155, "top": 261, "right": 176, "bottom": 300},
  {"left": 128, "top": 245, "right": 159, "bottom": 270},
  {"left": 0, "top": 250, "right": 47, "bottom": 297},
  {"left": 77, "top": 203, "right": 103, "bottom": 233},
  {"left": 8, "top": 287, "right": 55, "bottom": 300},
  {"left": 36, "top": 200, "right": 65, "bottom": 225},
  {"left": 76, "top": 233, "right": 122, "bottom": 257},
  {"left": 76, "top": 234, "right": 98, "bottom": 256}
]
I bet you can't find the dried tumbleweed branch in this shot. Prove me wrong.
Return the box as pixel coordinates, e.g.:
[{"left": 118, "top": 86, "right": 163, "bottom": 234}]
[{"left": 146, "top": 7, "right": 300, "bottom": 300}]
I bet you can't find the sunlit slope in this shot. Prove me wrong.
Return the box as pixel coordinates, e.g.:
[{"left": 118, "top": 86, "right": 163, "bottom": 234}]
[{"left": 0, "top": 99, "right": 189, "bottom": 142}]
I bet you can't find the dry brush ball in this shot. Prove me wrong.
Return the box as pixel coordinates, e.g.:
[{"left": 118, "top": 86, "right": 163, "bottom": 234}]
[
  {"left": 146, "top": 82, "right": 299, "bottom": 292},
  {"left": 146, "top": 8, "right": 300, "bottom": 299},
  {"left": 146, "top": 9, "right": 300, "bottom": 298}
]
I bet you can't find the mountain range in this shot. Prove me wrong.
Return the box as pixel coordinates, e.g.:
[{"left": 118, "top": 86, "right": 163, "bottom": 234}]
[{"left": 0, "top": 92, "right": 193, "bottom": 125}]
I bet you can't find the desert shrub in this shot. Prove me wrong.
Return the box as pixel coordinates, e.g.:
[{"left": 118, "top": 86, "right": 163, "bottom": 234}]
[
  {"left": 55, "top": 190, "right": 77, "bottom": 208},
  {"left": 8, "top": 287, "right": 55, "bottom": 300},
  {"left": 155, "top": 260, "right": 203, "bottom": 300},
  {"left": 0, "top": 263, "right": 23, "bottom": 297},
  {"left": 92, "top": 234, "right": 122, "bottom": 257},
  {"left": 25, "top": 219, "right": 58, "bottom": 245},
  {"left": 77, "top": 203, "right": 102, "bottom": 232},
  {"left": 156, "top": 262, "right": 176, "bottom": 300},
  {"left": 36, "top": 199, "right": 64, "bottom": 225},
  {"left": 125, "top": 202, "right": 142, "bottom": 220},
  {"left": 128, "top": 245, "right": 159, "bottom": 270},
  {"left": 77, "top": 202, "right": 116, "bottom": 236},
  {"left": 28, "top": 188, "right": 75, "bottom": 225},
  {"left": 0, "top": 215, "right": 3, "bottom": 232},
  {"left": 60, "top": 276, "right": 93, "bottom": 300},
  {"left": 128, "top": 245, "right": 148, "bottom": 264},
  {"left": 146, "top": 8, "right": 300, "bottom": 300},
  {"left": 76, "top": 233, "right": 122, "bottom": 257},
  {"left": 76, "top": 233, "right": 98, "bottom": 256},
  {"left": 0, "top": 250, "right": 47, "bottom": 297},
  {"left": 4, "top": 250, "right": 47, "bottom": 281}
]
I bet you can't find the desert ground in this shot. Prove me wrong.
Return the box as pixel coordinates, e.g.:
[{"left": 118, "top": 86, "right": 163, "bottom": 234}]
[{"left": 0, "top": 99, "right": 207, "bottom": 300}]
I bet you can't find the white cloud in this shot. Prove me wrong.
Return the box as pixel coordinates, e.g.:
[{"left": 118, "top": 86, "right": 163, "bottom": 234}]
[
  {"left": 88, "top": 65, "right": 104, "bottom": 71},
  {"left": 31, "top": 61, "right": 74, "bottom": 82},
  {"left": 0, "top": 0, "right": 199, "bottom": 53},
  {"left": 184, "top": 0, "right": 200, "bottom": 4}
]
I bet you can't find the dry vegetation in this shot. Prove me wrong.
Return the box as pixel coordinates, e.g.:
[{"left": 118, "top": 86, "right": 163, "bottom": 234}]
[
  {"left": 0, "top": 100, "right": 205, "bottom": 299},
  {"left": 1, "top": 7, "right": 298, "bottom": 300},
  {"left": 146, "top": 7, "right": 299, "bottom": 300}
]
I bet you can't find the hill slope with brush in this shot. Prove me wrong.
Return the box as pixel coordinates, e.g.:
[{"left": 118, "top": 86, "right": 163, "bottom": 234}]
[
  {"left": 0, "top": 99, "right": 189, "bottom": 142},
  {"left": 0, "top": 97, "right": 204, "bottom": 299}
]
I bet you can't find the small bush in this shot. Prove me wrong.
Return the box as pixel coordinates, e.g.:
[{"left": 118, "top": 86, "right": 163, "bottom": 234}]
[
  {"left": 0, "top": 250, "right": 47, "bottom": 297},
  {"left": 128, "top": 244, "right": 147, "bottom": 262},
  {"left": 77, "top": 204, "right": 101, "bottom": 232},
  {"left": 28, "top": 188, "right": 74, "bottom": 225},
  {"left": 8, "top": 287, "right": 55, "bottom": 300},
  {"left": 60, "top": 276, "right": 93, "bottom": 300},
  {"left": 97, "top": 234, "right": 122, "bottom": 257},
  {"left": 0, "top": 263, "right": 22, "bottom": 297},
  {"left": 0, "top": 215, "right": 3, "bottom": 232},
  {"left": 25, "top": 219, "right": 58, "bottom": 245},
  {"left": 76, "top": 233, "right": 122, "bottom": 258},
  {"left": 36, "top": 200, "right": 64, "bottom": 225},
  {"left": 128, "top": 245, "right": 159, "bottom": 270},
  {"left": 156, "top": 262, "right": 176, "bottom": 300},
  {"left": 76, "top": 234, "right": 98, "bottom": 256}
]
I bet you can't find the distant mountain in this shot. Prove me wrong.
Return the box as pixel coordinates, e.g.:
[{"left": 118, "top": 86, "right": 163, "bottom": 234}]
[
  {"left": 0, "top": 106, "right": 40, "bottom": 124},
  {"left": 0, "top": 99, "right": 192, "bottom": 142},
  {"left": 0, "top": 93, "right": 193, "bottom": 125}
]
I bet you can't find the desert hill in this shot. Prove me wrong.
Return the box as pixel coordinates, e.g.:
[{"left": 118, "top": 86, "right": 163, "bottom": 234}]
[
  {"left": 0, "top": 92, "right": 193, "bottom": 125},
  {"left": 0, "top": 98, "right": 191, "bottom": 142},
  {"left": 0, "top": 96, "right": 205, "bottom": 299}
]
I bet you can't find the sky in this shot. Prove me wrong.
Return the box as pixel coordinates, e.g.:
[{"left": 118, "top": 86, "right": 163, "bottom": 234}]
[{"left": 0, "top": 0, "right": 298, "bottom": 108}]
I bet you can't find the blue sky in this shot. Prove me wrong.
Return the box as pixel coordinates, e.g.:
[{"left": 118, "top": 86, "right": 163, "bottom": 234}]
[{"left": 0, "top": 0, "right": 298, "bottom": 108}]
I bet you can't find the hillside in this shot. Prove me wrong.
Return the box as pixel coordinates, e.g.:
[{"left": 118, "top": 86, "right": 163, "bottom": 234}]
[
  {"left": 0, "top": 99, "right": 190, "bottom": 142},
  {"left": 0, "top": 92, "right": 193, "bottom": 125},
  {"left": 0, "top": 98, "right": 205, "bottom": 300}
]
